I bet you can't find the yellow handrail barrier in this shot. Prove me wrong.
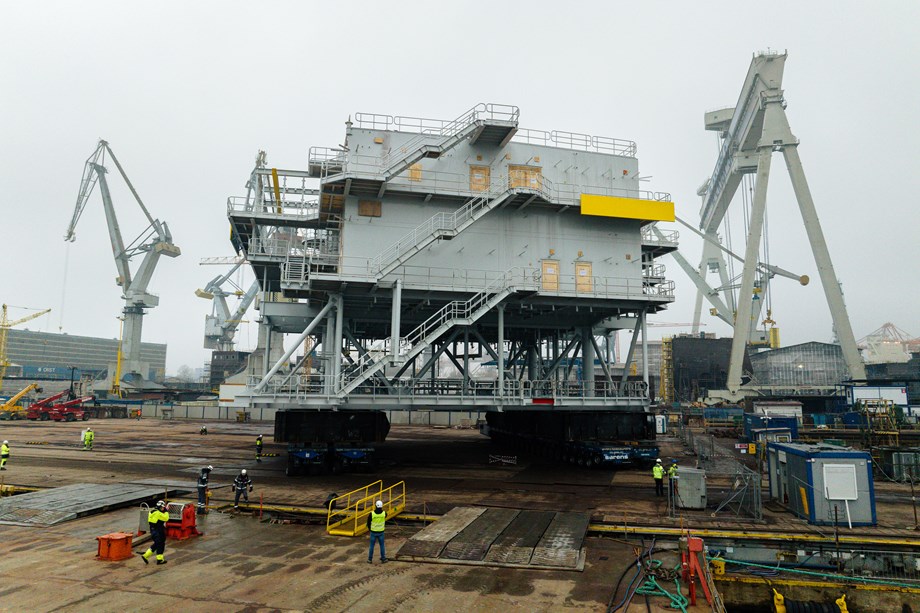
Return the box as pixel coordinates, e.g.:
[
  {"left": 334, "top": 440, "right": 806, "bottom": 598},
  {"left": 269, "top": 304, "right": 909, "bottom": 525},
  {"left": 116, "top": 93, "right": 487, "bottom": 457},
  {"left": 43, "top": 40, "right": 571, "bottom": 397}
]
[{"left": 326, "top": 480, "right": 406, "bottom": 537}]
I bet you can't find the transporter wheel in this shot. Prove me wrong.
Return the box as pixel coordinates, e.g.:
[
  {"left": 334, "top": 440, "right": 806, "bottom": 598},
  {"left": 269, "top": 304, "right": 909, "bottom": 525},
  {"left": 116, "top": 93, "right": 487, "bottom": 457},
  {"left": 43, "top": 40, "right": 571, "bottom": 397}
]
[
  {"left": 40, "top": 413, "right": 50, "bottom": 421},
  {"left": 82, "top": 413, "right": 89, "bottom": 421},
  {"left": 593, "top": 455, "right": 603, "bottom": 467},
  {"left": 65, "top": 414, "right": 76, "bottom": 422}
]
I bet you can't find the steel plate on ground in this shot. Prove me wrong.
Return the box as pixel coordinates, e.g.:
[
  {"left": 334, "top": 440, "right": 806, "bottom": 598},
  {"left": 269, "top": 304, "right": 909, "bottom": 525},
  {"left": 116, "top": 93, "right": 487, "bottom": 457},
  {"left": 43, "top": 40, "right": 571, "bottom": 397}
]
[
  {"left": 0, "top": 483, "right": 180, "bottom": 527},
  {"left": 530, "top": 511, "right": 589, "bottom": 568},
  {"left": 484, "top": 509, "right": 555, "bottom": 565},
  {"left": 397, "top": 506, "right": 485, "bottom": 558},
  {"left": 441, "top": 508, "right": 519, "bottom": 561}
]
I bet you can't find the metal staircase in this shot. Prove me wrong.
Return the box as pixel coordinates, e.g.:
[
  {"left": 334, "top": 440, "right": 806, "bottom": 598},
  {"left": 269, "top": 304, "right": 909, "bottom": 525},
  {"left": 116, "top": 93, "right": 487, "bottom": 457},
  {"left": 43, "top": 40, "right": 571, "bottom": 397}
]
[
  {"left": 379, "top": 103, "right": 518, "bottom": 182},
  {"left": 372, "top": 175, "right": 517, "bottom": 279},
  {"left": 337, "top": 269, "right": 533, "bottom": 397}
]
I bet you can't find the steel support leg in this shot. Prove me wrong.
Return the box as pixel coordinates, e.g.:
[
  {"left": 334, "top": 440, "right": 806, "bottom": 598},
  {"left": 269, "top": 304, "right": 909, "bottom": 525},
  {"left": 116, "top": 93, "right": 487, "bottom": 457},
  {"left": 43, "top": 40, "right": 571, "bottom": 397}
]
[{"left": 727, "top": 147, "right": 772, "bottom": 393}]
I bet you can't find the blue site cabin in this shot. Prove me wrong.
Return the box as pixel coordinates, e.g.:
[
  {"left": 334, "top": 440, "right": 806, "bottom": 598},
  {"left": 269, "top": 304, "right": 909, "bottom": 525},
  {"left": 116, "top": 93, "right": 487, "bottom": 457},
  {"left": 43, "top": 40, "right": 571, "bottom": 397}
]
[{"left": 766, "top": 442, "right": 876, "bottom": 527}]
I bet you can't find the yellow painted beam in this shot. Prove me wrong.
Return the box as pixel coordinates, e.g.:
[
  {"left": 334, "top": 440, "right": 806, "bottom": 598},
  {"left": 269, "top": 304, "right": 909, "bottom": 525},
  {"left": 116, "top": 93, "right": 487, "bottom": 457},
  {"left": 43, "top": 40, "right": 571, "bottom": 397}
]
[
  {"left": 580, "top": 193, "right": 675, "bottom": 222},
  {"left": 716, "top": 575, "right": 920, "bottom": 594}
]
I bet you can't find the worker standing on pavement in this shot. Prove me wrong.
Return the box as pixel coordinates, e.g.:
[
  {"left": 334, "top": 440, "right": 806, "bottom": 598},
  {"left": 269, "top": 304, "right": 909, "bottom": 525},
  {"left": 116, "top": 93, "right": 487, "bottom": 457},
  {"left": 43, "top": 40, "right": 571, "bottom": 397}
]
[
  {"left": 83, "top": 428, "right": 94, "bottom": 451},
  {"left": 197, "top": 465, "right": 212, "bottom": 515},
  {"left": 232, "top": 469, "right": 253, "bottom": 509},
  {"left": 1, "top": 440, "right": 9, "bottom": 470},
  {"left": 366, "top": 500, "right": 388, "bottom": 564},
  {"left": 139, "top": 500, "right": 169, "bottom": 565},
  {"left": 255, "top": 434, "right": 263, "bottom": 463},
  {"left": 652, "top": 458, "right": 664, "bottom": 497}
]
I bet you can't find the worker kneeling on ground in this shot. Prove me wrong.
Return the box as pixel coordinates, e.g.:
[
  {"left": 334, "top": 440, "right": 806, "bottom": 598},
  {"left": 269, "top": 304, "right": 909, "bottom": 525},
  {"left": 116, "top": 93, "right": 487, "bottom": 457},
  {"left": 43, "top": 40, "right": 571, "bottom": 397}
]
[
  {"left": 83, "top": 428, "right": 94, "bottom": 451},
  {"left": 1, "top": 440, "right": 9, "bottom": 470},
  {"left": 232, "top": 469, "right": 253, "bottom": 509},
  {"left": 367, "top": 500, "right": 388, "bottom": 564},
  {"left": 652, "top": 458, "right": 664, "bottom": 497},
  {"left": 140, "top": 500, "right": 169, "bottom": 565}
]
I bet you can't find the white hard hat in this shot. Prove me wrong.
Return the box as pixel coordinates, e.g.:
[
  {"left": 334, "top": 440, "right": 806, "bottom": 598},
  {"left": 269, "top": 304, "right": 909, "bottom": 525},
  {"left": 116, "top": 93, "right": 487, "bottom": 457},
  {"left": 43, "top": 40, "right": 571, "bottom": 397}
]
[
  {"left": 2, "top": 440, "right": 7, "bottom": 444},
  {"left": 156, "top": 500, "right": 166, "bottom": 509},
  {"left": 241, "top": 469, "right": 247, "bottom": 475},
  {"left": 206, "top": 465, "right": 213, "bottom": 471},
  {"left": 375, "top": 500, "right": 383, "bottom": 509},
  {"left": 656, "top": 459, "right": 662, "bottom": 463},
  {"left": 258, "top": 434, "right": 263, "bottom": 438}
]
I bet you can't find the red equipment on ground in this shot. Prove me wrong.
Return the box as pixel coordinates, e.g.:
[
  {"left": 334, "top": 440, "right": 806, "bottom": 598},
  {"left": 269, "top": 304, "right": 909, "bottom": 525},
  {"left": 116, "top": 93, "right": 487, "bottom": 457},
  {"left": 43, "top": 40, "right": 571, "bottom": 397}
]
[
  {"left": 25, "top": 391, "right": 70, "bottom": 421},
  {"left": 49, "top": 396, "right": 95, "bottom": 421},
  {"left": 164, "top": 502, "right": 201, "bottom": 540},
  {"left": 680, "top": 536, "right": 714, "bottom": 607}
]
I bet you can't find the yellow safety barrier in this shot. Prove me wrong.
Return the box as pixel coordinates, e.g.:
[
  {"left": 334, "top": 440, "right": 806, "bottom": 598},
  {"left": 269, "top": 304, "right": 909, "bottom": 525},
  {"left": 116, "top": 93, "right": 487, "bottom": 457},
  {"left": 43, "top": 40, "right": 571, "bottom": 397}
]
[{"left": 326, "top": 480, "right": 406, "bottom": 537}]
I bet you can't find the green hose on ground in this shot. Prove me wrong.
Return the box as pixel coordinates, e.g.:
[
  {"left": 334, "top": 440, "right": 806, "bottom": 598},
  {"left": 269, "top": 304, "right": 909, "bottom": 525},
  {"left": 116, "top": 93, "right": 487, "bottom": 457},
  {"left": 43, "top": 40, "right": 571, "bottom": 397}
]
[{"left": 635, "top": 562, "right": 689, "bottom": 612}]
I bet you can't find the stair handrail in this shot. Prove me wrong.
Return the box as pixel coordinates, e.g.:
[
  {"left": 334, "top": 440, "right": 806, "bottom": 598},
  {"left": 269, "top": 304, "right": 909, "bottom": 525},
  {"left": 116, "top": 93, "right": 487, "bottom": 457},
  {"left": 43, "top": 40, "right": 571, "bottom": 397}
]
[
  {"left": 340, "top": 267, "right": 536, "bottom": 387},
  {"left": 369, "top": 173, "right": 514, "bottom": 275}
]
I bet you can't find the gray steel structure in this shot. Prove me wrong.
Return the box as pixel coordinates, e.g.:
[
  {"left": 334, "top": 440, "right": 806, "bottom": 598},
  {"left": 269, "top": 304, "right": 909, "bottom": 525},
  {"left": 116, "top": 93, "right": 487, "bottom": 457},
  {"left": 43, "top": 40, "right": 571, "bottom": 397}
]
[
  {"left": 689, "top": 52, "right": 865, "bottom": 397},
  {"left": 4, "top": 329, "right": 167, "bottom": 381},
  {"left": 227, "top": 103, "right": 677, "bottom": 413}
]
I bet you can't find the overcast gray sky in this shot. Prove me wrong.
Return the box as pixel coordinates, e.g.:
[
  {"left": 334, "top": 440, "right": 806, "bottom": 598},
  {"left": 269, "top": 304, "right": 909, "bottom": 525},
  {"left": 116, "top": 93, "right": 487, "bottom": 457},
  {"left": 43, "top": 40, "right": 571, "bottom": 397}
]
[{"left": 2, "top": 1, "right": 918, "bottom": 374}]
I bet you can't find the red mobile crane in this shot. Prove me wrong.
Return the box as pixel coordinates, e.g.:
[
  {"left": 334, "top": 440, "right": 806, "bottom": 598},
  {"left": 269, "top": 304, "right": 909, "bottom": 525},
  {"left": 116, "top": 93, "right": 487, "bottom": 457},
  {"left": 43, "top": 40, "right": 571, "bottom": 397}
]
[
  {"left": 25, "top": 391, "right": 70, "bottom": 421},
  {"left": 49, "top": 396, "right": 95, "bottom": 422}
]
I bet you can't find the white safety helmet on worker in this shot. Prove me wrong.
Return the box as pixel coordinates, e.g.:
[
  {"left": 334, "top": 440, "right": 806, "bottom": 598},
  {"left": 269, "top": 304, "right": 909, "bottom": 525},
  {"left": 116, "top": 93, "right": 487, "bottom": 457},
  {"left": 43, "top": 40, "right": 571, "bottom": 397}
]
[
  {"left": 656, "top": 458, "right": 662, "bottom": 464},
  {"left": 207, "top": 465, "right": 213, "bottom": 471},
  {"left": 156, "top": 500, "right": 166, "bottom": 509},
  {"left": 375, "top": 500, "right": 383, "bottom": 509},
  {"left": 241, "top": 469, "right": 247, "bottom": 475}
]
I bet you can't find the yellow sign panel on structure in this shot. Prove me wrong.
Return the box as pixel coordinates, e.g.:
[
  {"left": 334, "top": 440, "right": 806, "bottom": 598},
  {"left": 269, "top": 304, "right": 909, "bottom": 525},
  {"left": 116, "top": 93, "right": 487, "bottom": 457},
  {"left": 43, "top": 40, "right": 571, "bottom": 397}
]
[{"left": 580, "top": 194, "right": 675, "bottom": 222}]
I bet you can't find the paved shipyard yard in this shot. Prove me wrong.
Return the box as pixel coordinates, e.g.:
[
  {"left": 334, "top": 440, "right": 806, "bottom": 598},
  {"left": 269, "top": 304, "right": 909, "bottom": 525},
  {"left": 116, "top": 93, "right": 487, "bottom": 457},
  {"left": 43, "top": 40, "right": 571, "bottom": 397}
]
[{"left": 2, "top": 420, "right": 920, "bottom": 612}]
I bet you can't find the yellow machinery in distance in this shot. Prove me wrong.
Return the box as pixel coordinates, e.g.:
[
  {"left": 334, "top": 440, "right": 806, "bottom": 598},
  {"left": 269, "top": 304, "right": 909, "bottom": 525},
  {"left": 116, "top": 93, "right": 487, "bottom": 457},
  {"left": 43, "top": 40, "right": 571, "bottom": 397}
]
[
  {"left": 0, "top": 383, "right": 41, "bottom": 420},
  {"left": 0, "top": 304, "right": 51, "bottom": 392}
]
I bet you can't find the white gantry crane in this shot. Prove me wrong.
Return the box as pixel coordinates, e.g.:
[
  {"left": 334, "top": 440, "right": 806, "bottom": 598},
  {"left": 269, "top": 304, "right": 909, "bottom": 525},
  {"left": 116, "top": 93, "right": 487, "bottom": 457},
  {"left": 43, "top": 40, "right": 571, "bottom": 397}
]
[
  {"left": 65, "top": 140, "right": 181, "bottom": 386},
  {"left": 196, "top": 260, "right": 259, "bottom": 351},
  {"left": 692, "top": 51, "right": 866, "bottom": 397}
]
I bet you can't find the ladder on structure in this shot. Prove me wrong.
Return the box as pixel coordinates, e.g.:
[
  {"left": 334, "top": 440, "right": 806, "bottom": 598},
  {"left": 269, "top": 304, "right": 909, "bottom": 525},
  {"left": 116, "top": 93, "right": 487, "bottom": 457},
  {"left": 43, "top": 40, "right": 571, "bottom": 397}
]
[
  {"left": 326, "top": 480, "right": 406, "bottom": 537},
  {"left": 379, "top": 103, "right": 519, "bottom": 182},
  {"left": 336, "top": 268, "right": 535, "bottom": 397}
]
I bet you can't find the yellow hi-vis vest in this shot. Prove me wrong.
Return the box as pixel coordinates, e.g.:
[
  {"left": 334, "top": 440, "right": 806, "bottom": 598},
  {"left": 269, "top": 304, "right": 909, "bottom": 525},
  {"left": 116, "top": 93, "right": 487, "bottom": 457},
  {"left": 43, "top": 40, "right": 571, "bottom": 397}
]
[
  {"left": 370, "top": 510, "right": 386, "bottom": 532},
  {"left": 652, "top": 464, "right": 663, "bottom": 479},
  {"left": 148, "top": 509, "right": 169, "bottom": 525},
  {"left": 84, "top": 431, "right": 94, "bottom": 443},
  {"left": 1, "top": 443, "right": 9, "bottom": 457},
  {"left": 668, "top": 464, "right": 678, "bottom": 478}
]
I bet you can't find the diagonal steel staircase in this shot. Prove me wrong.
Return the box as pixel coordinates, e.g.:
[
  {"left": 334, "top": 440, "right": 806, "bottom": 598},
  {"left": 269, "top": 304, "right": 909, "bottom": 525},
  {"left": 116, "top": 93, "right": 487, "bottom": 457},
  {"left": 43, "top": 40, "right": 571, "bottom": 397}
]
[
  {"left": 336, "top": 269, "right": 534, "bottom": 397},
  {"left": 372, "top": 175, "right": 517, "bottom": 279},
  {"left": 379, "top": 103, "right": 519, "bottom": 182}
]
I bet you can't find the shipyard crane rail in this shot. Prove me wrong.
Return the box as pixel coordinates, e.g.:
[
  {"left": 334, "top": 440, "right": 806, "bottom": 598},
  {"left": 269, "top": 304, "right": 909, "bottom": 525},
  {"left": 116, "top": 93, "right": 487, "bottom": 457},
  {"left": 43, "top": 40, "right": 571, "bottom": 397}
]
[
  {"left": 65, "top": 140, "right": 181, "bottom": 387},
  {"left": 0, "top": 305, "right": 51, "bottom": 391},
  {"left": 196, "top": 261, "right": 259, "bottom": 351}
]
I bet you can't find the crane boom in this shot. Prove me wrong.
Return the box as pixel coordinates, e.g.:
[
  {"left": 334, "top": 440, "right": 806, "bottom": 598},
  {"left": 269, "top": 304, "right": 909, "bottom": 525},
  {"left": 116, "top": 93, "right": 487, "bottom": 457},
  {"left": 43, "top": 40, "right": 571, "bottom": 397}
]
[{"left": 0, "top": 305, "right": 51, "bottom": 391}]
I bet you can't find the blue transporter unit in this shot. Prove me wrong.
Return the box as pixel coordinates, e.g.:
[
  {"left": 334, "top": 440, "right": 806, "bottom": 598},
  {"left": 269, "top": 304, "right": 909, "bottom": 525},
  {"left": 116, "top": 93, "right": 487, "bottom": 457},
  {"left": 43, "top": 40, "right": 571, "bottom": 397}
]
[{"left": 766, "top": 442, "right": 876, "bottom": 527}]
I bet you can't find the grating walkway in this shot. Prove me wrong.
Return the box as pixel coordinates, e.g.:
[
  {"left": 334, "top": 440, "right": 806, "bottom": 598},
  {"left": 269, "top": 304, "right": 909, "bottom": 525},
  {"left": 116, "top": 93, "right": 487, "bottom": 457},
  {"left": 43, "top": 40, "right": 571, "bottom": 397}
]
[
  {"left": 397, "top": 506, "right": 588, "bottom": 570},
  {"left": 0, "top": 483, "right": 181, "bottom": 527}
]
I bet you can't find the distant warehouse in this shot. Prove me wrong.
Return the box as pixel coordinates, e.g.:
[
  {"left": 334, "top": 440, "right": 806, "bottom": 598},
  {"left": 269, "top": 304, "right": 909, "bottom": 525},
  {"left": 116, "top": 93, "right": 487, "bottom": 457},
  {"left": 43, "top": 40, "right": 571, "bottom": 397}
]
[{"left": 4, "top": 329, "right": 167, "bottom": 382}]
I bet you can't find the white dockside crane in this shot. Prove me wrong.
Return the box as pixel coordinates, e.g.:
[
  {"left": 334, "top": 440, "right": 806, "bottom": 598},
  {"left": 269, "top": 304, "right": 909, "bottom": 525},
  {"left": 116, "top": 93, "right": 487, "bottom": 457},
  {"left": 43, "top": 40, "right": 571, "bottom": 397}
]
[
  {"left": 65, "top": 140, "right": 181, "bottom": 388},
  {"left": 196, "top": 260, "right": 259, "bottom": 351}
]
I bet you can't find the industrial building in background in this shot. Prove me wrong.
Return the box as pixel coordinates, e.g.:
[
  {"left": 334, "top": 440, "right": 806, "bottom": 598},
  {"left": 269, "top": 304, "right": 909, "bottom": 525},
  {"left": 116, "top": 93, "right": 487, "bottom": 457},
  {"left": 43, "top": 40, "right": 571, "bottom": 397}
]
[
  {"left": 226, "top": 103, "right": 678, "bottom": 472},
  {"left": 3, "top": 328, "right": 167, "bottom": 383}
]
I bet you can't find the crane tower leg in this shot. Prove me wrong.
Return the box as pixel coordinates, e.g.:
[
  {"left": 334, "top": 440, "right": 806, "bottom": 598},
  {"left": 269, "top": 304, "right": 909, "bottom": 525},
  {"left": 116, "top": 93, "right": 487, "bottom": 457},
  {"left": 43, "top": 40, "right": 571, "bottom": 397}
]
[
  {"left": 726, "top": 147, "right": 773, "bottom": 393},
  {"left": 782, "top": 143, "right": 867, "bottom": 381}
]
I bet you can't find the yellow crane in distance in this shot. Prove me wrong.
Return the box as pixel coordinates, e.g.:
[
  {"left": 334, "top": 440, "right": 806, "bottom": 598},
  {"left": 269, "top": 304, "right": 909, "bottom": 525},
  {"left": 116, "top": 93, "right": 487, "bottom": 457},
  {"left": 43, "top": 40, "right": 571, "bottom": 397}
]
[
  {"left": 0, "top": 383, "right": 42, "bottom": 420},
  {"left": 0, "top": 305, "right": 51, "bottom": 391}
]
